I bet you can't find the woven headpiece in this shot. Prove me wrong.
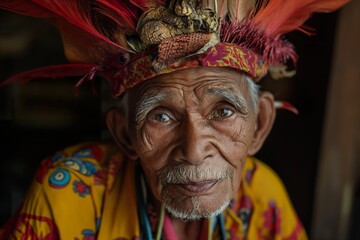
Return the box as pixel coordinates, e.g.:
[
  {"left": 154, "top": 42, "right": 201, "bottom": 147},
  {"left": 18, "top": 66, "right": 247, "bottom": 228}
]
[{"left": 0, "top": 0, "right": 349, "bottom": 96}]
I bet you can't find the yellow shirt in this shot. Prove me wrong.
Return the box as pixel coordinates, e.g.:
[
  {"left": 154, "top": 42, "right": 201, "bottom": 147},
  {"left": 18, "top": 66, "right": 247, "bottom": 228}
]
[{"left": 1, "top": 142, "right": 307, "bottom": 239}]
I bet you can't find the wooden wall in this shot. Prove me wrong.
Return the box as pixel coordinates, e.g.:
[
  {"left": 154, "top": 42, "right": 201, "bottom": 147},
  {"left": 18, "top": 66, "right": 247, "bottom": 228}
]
[{"left": 312, "top": 1, "right": 360, "bottom": 239}]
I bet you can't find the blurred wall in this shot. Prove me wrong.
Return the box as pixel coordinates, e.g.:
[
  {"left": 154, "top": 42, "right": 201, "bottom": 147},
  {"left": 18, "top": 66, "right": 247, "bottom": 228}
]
[
  {"left": 0, "top": 11, "right": 102, "bottom": 225},
  {"left": 312, "top": 1, "right": 360, "bottom": 239}
]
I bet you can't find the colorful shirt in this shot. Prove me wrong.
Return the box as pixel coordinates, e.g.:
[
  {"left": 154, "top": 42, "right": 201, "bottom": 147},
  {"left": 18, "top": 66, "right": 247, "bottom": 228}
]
[{"left": 0, "top": 142, "right": 308, "bottom": 239}]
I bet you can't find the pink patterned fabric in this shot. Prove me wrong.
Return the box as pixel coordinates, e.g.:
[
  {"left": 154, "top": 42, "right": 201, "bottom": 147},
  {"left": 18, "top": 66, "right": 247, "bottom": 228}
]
[{"left": 112, "top": 43, "right": 268, "bottom": 96}]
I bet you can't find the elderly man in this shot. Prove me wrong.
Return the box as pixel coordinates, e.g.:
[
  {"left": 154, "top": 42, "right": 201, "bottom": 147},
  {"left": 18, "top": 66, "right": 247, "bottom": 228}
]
[{"left": 0, "top": 0, "right": 348, "bottom": 239}]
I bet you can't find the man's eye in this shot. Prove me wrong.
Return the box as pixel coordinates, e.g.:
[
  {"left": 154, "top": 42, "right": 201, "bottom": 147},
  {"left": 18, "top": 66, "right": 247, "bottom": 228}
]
[
  {"left": 153, "top": 113, "right": 171, "bottom": 123},
  {"left": 213, "top": 108, "right": 234, "bottom": 118}
]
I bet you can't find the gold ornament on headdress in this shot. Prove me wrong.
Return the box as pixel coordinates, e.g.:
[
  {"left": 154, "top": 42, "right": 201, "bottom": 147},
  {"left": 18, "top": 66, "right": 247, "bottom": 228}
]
[
  {"left": 133, "top": 0, "right": 219, "bottom": 49},
  {"left": 128, "top": 0, "right": 221, "bottom": 65}
]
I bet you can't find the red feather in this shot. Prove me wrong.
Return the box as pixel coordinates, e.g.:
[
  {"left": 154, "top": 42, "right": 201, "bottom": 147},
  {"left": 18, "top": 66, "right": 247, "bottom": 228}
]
[
  {"left": 129, "top": 0, "right": 164, "bottom": 10},
  {"left": 94, "top": 0, "right": 140, "bottom": 30},
  {"left": 0, "top": 0, "right": 139, "bottom": 53},
  {"left": 253, "top": 0, "right": 350, "bottom": 36},
  {"left": 0, "top": 64, "right": 96, "bottom": 86},
  {"left": 31, "top": 0, "right": 127, "bottom": 50},
  {"left": 0, "top": 0, "right": 50, "bottom": 18}
]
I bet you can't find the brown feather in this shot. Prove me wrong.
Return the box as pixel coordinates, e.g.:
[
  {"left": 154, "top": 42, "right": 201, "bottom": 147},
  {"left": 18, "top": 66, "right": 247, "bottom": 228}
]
[{"left": 212, "top": 0, "right": 257, "bottom": 22}]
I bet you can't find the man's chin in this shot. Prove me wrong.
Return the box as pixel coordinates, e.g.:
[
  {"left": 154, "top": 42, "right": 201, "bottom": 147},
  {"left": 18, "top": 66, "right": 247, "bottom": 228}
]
[{"left": 163, "top": 197, "right": 230, "bottom": 221}]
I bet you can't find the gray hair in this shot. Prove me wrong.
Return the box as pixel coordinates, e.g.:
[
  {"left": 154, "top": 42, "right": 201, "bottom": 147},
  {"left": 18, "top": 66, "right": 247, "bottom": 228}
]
[
  {"left": 243, "top": 75, "right": 261, "bottom": 111},
  {"left": 116, "top": 73, "right": 260, "bottom": 113}
]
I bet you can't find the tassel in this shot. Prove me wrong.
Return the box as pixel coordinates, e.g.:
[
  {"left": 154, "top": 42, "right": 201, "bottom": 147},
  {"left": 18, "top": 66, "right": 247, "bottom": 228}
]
[
  {"left": 220, "top": 22, "right": 297, "bottom": 64},
  {"left": 274, "top": 101, "right": 299, "bottom": 115}
]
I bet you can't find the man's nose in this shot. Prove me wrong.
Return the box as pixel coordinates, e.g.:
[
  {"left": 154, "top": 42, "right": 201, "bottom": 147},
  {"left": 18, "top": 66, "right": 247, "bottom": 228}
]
[{"left": 179, "top": 119, "right": 215, "bottom": 164}]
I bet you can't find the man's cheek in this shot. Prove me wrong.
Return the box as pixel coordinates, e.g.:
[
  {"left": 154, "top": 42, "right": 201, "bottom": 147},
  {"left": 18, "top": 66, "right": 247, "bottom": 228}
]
[
  {"left": 215, "top": 139, "right": 248, "bottom": 169},
  {"left": 134, "top": 128, "right": 158, "bottom": 156}
]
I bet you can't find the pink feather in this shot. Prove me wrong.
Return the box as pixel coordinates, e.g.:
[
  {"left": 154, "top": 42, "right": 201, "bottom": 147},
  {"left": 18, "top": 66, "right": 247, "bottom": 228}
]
[
  {"left": 0, "top": 0, "right": 139, "bottom": 53},
  {"left": 252, "top": 0, "right": 350, "bottom": 36},
  {"left": 31, "top": 0, "right": 126, "bottom": 49},
  {"left": 129, "top": 0, "right": 164, "bottom": 10},
  {"left": 94, "top": 0, "right": 141, "bottom": 30},
  {"left": 0, "top": 64, "right": 96, "bottom": 86},
  {"left": 221, "top": 22, "right": 297, "bottom": 64},
  {"left": 0, "top": 0, "right": 50, "bottom": 18}
]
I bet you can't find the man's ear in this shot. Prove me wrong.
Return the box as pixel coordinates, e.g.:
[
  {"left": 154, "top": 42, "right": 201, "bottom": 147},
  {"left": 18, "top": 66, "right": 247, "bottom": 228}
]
[
  {"left": 248, "top": 91, "right": 276, "bottom": 155},
  {"left": 106, "top": 108, "right": 138, "bottom": 160}
]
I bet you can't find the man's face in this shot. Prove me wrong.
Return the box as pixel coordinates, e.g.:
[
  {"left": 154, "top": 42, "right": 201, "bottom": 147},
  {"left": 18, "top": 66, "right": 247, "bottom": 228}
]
[{"left": 125, "top": 67, "right": 259, "bottom": 220}]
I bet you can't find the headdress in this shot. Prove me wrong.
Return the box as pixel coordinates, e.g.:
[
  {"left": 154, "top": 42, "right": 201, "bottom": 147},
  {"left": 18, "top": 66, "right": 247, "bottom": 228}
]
[{"left": 0, "top": 0, "right": 349, "bottom": 99}]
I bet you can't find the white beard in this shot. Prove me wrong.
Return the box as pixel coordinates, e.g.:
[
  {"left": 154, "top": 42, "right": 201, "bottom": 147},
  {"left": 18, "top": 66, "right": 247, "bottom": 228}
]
[
  {"left": 158, "top": 163, "right": 233, "bottom": 221},
  {"left": 162, "top": 196, "right": 230, "bottom": 221}
]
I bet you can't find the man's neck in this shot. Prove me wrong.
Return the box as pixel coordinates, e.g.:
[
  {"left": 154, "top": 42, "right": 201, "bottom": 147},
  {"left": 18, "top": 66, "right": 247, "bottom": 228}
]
[
  {"left": 171, "top": 217, "right": 203, "bottom": 240},
  {"left": 148, "top": 190, "right": 203, "bottom": 239}
]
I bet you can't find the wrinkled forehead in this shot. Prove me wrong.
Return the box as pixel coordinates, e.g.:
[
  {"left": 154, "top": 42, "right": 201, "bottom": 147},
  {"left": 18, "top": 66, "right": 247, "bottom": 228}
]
[{"left": 127, "top": 67, "right": 251, "bottom": 98}]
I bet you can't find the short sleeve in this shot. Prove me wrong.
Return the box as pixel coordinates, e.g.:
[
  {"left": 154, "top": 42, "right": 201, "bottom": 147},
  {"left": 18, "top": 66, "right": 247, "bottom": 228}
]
[{"left": 1, "top": 143, "right": 107, "bottom": 240}]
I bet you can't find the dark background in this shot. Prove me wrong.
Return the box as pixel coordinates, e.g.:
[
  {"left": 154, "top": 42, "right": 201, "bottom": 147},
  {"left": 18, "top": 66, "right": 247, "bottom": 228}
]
[{"left": 0, "top": 9, "right": 348, "bottom": 237}]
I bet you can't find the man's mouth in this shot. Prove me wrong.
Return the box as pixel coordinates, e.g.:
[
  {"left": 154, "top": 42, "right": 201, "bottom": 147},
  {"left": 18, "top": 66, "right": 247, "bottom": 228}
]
[{"left": 177, "top": 180, "right": 218, "bottom": 193}]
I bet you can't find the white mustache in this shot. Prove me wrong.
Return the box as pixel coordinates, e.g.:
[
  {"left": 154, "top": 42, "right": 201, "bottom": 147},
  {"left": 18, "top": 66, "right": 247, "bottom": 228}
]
[{"left": 159, "top": 164, "right": 232, "bottom": 185}]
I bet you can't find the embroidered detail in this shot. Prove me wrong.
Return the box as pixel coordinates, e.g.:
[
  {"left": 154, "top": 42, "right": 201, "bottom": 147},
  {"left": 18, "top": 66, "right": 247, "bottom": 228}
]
[
  {"left": 73, "top": 180, "right": 90, "bottom": 197},
  {"left": 48, "top": 168, "right": 71, "bottom": 189}
]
